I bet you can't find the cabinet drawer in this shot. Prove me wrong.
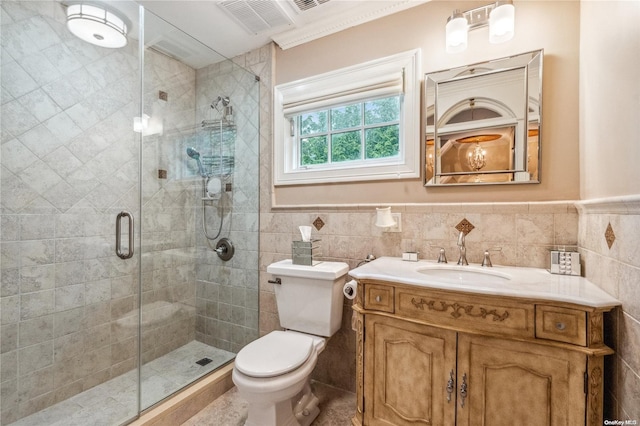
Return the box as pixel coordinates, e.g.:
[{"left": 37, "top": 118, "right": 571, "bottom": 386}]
[
  {"left": 396, "top": 286, "right": 534, "bottom": 338},
  {"left": 535, "top": 305, "right": 586, "bottom": 346},
  {"left": 364, "top": 284, "right": 394, "bottom": 313}
]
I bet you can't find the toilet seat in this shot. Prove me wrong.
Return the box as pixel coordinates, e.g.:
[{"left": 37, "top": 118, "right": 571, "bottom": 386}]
[{"left": 235, "top": 331, "right": 314, "bottom": 378}]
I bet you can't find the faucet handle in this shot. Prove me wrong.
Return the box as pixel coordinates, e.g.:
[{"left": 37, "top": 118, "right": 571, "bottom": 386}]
[
  {"left": 481, "top": 247, "right": 502, "bottom": 267},
  {"left": 437, "top": 248, "right": 448, "bottom": 264},
  {"left": 430, "top": 245, "right": 448, "bottom": 263}
]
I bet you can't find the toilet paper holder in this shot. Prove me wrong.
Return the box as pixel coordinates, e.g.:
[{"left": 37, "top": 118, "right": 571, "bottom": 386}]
[
  {"left": 343, "top": 279, "right": 358, "bottom": 300},
  {"left": 344, "top": 284, "right": 356, "bottom": 297}
]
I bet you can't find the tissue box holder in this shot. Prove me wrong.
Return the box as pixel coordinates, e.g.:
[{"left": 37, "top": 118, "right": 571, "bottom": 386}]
[{"left": 292, "top": 240, "right": 321, "bottom": 266}]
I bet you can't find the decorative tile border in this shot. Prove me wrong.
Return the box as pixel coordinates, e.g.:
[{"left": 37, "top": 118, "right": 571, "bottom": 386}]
[
  {"left": 270, "top": 201, "right": 578, "bottom": 214},
  {"left": 575, "top": 194, "right": 640, "bottom": 215}
]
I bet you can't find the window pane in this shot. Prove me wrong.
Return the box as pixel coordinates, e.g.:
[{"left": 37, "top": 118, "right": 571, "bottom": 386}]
[
  {"left": 365, "top": 125, "right": 399, "bottom": 159},
  {"left": 331, "top": 131, "right": 361, "bottom": 162},
  {"left": 365, "top": 96, "right": 400, "bottom": 125},
  {"left": 301, "top": 136, "right": 328, "bottom": 165},
  {"left": 331, "top": 104, "right": 362, "bottom": 131},
  {"left": 300, "top": 111, "right": 328, "bottom": 135}
]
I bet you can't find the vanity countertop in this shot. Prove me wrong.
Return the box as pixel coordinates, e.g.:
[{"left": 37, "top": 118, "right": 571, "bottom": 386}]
[{"left": 348, "top": 257, "right": 621, "bottom": 309}]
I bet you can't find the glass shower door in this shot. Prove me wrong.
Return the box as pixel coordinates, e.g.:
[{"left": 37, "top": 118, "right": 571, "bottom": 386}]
[
  {"left": 1, "top": 1, "right": 260, "bottom": 423},
  {"left": 0, "top": 1, "right": 143, "bottom": 424},
  {"left": 138, "top": 10, "right": 260, "bottom": 410}
]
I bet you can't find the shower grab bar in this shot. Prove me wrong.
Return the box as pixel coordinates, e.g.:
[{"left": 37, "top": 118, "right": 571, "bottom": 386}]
[{"left": 115, "top": 211, "right": 134, "bottom": 259}]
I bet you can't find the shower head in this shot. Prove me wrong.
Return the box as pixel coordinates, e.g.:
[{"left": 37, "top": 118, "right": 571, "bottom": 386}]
[
  {"left": 186, "top": 147, "right": 200, "bottom": 160},
  {"left": 186, "top": 147, "right": 207, "bottom": 177}
]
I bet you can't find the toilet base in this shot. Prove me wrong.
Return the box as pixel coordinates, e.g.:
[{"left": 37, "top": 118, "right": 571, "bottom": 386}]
[
  {"left": 292, "top": 381, "right": 320, "bottom": 426},
  {"left": 243, "top": 380, "right": 320, "bottom": 426}
]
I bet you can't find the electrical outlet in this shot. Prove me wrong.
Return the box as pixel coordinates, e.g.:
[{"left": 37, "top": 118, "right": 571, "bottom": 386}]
[{"left": 384, "top": 213, "right": 402, "bottom": 232}]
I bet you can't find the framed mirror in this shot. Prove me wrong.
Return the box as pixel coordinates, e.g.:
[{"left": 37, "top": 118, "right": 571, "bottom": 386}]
[{"left": 424, "top": 50, "right": 542, "bottom": 186}]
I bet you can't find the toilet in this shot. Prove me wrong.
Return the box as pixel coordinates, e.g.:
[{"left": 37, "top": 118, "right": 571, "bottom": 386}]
[{"left": 232, "top": 259, "right": 349, "bottom": 426}]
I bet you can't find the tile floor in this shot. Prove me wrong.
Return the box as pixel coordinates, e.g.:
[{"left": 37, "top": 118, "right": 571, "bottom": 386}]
[
  {"left": 183, "top": 381, "right": 356, "bottom": 426},
  {"left": 8, "top": 341, "right": 235, "bottom": 426}
]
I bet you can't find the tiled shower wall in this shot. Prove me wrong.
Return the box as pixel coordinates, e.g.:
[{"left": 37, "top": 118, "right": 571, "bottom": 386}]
[
  {"left": 578, "top": 197, "right": 640, "bottom": 421},
  {"left": 190, "top": 50, "right": 265, "bottom": 353},
  {"left": 138, "top": 42, "right": 199, "bottom": 364},
  {"left": 0, "top": 2, "right": 198, "bottom": 423}
]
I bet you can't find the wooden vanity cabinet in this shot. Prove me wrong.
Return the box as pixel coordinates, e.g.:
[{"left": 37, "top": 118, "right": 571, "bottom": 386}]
[
  {"left": 352, "top": 280, "right": 615, "bottom": 426},
  {"left": 364, "top": 314, "right": 457, "bottom": 425},
  {"left": 456, "top": 333, "right": 586, "bottom": 426}
]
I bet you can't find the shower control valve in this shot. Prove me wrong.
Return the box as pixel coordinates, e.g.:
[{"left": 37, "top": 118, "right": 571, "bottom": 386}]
[{"left": 215, "top": 238, "right": 234, "bottom": 261}]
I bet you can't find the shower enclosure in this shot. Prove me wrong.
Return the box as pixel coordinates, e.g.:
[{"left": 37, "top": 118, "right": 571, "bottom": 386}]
[{"left": 0, "top": 1, "right": 259, "bottom": 424}]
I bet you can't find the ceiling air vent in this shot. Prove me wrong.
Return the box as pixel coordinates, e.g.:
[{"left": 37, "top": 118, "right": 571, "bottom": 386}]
[
  {"left": 292, "top": 0, "right": 331, "bottom": 12},
  {"left": 218, "top": 0, "right": 294, "bottom": 34}
]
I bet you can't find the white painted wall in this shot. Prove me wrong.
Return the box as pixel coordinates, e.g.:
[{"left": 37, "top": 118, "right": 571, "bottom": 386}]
[{"left": 579, "top": 0, "right": 640, "bottom": 200}]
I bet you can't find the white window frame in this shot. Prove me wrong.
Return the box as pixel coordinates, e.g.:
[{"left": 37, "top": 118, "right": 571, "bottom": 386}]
[{"left": 273, "top": 49, "right": 421, "bottom": 186}]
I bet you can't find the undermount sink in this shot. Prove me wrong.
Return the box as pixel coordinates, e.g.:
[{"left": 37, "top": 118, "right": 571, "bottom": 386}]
[{"left": 416, "top": 265, "right": 511, "bottom": 285}]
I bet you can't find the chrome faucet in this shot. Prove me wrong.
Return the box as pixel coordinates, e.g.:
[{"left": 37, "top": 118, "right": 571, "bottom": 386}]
[{"left": 457, "top": 231, "right": 468, "bottom": 266}]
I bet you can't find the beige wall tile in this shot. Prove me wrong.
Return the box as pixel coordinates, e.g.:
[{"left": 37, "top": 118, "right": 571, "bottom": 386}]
[
  {"left": 619, "top": 361, "right": 640, "bottom": 420},
  {"left": 578, "top": 199, "right": 640, "bottom": 424},
  {"left": 619, "top": 313, "right": 640, "bottom": 375}
]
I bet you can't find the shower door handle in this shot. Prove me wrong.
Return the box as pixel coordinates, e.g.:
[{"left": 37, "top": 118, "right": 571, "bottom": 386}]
[{"left": 115, "top": 211, "right": 134, "bottom": 259}]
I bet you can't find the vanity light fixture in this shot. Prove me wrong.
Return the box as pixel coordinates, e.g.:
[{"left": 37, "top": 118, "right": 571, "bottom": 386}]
[
  {"left": 445, "top": 0, "right": 515, "bottom": 54},
  {"left": 445, "top": 10, "right": 468, "bottom": 54},
  {"left": 66, "top": 2, "right": 128, "bottom": 48}
]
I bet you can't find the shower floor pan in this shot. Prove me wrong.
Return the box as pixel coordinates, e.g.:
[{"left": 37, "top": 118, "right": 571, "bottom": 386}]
[{"left": 8, "top": 341, "right": 234, "bottom": 426}]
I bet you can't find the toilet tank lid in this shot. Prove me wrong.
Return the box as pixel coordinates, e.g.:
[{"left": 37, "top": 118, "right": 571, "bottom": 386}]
[{"left": 267, "top": 260, "right": 349, "bottom": 280}]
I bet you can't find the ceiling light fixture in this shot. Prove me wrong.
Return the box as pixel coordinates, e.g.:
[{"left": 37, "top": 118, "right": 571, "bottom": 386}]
[
  {"left": 66, "top": 3, "right": 128, "bottom": 48},
  {"left": 445, "top": 0, "right": 515, "bottom": 54}
]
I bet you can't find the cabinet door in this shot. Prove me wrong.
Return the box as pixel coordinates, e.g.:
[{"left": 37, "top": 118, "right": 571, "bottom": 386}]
[
  {"left": 456, "top": 334, "right": 586, "bottom": 426},
  {"left": 364, "top": 315, "right": 457, "bottom": 425}
]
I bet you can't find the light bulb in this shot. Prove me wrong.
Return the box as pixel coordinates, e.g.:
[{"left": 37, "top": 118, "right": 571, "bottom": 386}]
[
  {"left": 489, "top": 2, "right": 515, "bottom": 44},
  {"left": 446, "top": 11, "right": 468, "bottom": 54}
]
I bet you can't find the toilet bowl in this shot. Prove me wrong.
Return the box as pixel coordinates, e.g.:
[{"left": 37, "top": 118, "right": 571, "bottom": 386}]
[{"left": 232, "top": 330, "right": 326, "bottom": 426}]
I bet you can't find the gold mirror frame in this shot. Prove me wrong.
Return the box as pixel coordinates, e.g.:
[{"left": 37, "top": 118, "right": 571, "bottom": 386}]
[{"left": 424, "top": 50, "right": 543, "bottom": 186}]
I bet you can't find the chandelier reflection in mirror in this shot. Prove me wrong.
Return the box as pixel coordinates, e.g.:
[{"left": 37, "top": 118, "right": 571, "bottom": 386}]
[
  {"left": 461, "top": 134, "right": 499, "bottom": 182},
  {"left": 467, "top": 145, "right": 486, "bottom": 172}
]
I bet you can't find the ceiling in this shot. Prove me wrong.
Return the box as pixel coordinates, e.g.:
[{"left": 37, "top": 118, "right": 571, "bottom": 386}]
[{"left": 137, "top": 0, "right": 428, "bottom": 68}]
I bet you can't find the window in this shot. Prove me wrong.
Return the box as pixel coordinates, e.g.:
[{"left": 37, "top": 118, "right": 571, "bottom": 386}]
[
  {"left": 274, "top": 49, "right": 421, "bottom": 185},
  {"left": 297, "top": 95, "right": 400, "bottom": 166}
]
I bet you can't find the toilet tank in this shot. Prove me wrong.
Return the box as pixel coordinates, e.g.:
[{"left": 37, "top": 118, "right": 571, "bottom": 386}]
[{"left": 267, "top": 260, "right": 349, "bottom": 337}]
